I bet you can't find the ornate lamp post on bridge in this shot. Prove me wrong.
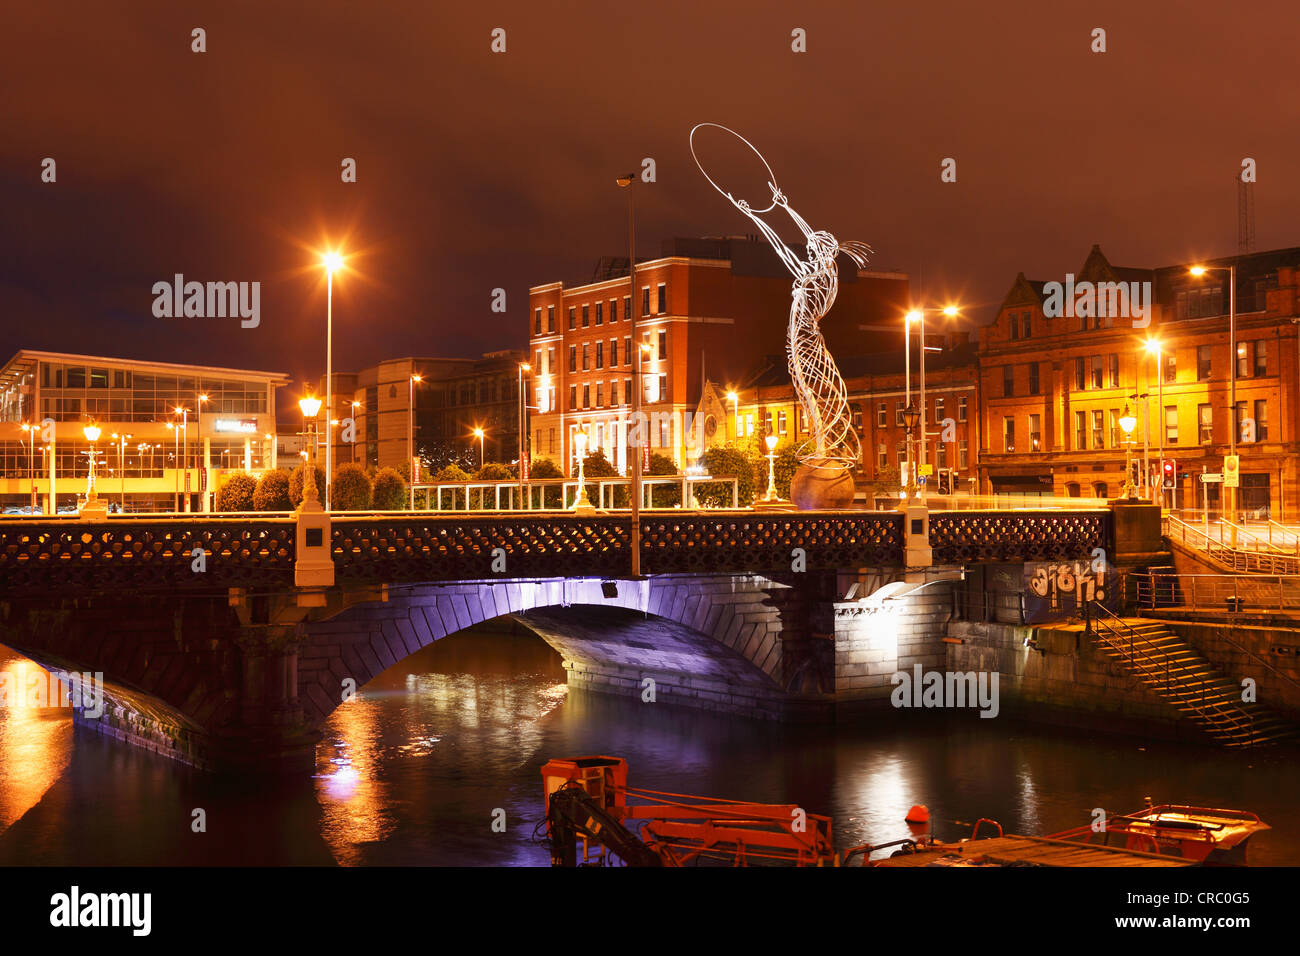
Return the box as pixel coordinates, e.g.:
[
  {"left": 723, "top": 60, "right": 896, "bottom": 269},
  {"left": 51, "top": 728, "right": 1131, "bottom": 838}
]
[{"left": 79, "top": 422, "right": 108, "bottom": 519}]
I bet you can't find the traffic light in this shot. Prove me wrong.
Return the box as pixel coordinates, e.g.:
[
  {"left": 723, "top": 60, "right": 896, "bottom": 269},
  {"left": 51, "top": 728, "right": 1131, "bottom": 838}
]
[{"left": 1162, "top": 458, "right": 1176, "bottom": 488}]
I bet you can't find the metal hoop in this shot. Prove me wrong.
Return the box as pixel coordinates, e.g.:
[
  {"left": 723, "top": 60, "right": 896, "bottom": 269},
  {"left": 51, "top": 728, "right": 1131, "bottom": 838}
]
[{"left": 689, "top": 123, "right": 781, "bottom": 214}]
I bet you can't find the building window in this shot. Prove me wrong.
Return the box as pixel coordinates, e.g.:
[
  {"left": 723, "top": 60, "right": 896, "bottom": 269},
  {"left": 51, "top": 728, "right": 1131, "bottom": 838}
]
[
  {"left": 609, "top": 339, "right": 618, "bottom": 367},
  {"left": 877, "top": 443, "right": 887, "bottom": 468},
  {"left": 642, "top": 287, "right": 650, "bottom": 316},
  {"left": 1003, "top": 417, "right": 1015, "bottom": 453},
  {"left": 595, "top": 341, "right": 604, "bottom": 369},
  {"left": 658, "top": 373, "right": 667, "bottom": 401},
  {"left": 595, "top": 302, "right": 603, "bottom": 325},
  {"left": 623, "top": 380, "right": 631, "bottom": 405},
  {"left": 934, "top": 397, "right": 945, "bottom": 423},
  {"left": 596, "top": 383, "right": 603, "bottom": 407},
  {"left": 569, "top": 384, "right": 577, "bottom": 410},
  {"left": 568, "top": 307, "right": 576, "bottom": 330},
  {"left": 1236, "top": 342, "right": 1248, "bottom": 378},
  {"left": 583, "top": 384, "right": 590, "bottom": 408},
  {"left": 1164, "top": 406, "right": 1178, "bottom": 445},
  {"left": 1254, "top": 399, "right": 1268, "bottom": 441},
  {"left": 1075, "top": 410, "right": 1087, "bottom": 450},
  {"left": 1198, "top": 403, "right": 1213, "bottom": 443},
  {"left": 547, "top": 305, "right": 554, "bottom": 332},
  {"left": 851, "top": 405, "right": 863, "bottom": 435},
  {"left": 657, "top": 283, "right": 667, "bottom": 314},
  {"left": 623, "top": 295, "right": 631, "bottom": 320},
  {"left": 1090, "top": 355, "right": 1104, "bottom": 389},
  {"left": 959, "top": 439, "right": 968, "bottom": 469},
  {"left": 534, "top": 308, "right": 542, "bottom": 334},
  {"left": 659, "top": 417, "right": 671, "bottom": 448},
  {"left": 1108, "top": 354, "right": 1119, "bottom": 388},
  {"left": 657, "top": 329, "right": 667, "bottom": 359},
  {"left": 581, "top": 344, "right": 589, "bottom": 371},
  {"left": 1253, "top": 339, "right": 1267, "bottom": 376},
  {"left": 877, "top": 402, "right": 887, "bottom": 427},
  {"left": 1009, "top": 314, "right": 1019, "bottom": 340},
  {"left": 1234, "top": 401, "right": 1247, "bottom": 443},
  {"left": 1197, "top": 345, "right": 1212, "bottom": 380},
  {"left": 778, "top": 410, "right": 788, "bottom": 434},
  {"left": 1028, "top": 363, "right": 1040, "bottom": 395},
  {"left": 1091, "top": 410, "right": 1104, "bottom": 449},
  {"left": 624, "top": 336, "right": 631, "bottom": 366},
  {"left": 1022, "top": 313, "right": 1031, "bottom": 339},
  {"left": 582, "top": 304, "right": 590, "bottom": 328},
  {"left": 1029, "top": 413, "right": 1041, "bottom": 451},
  {"left": 609, "top": 299, "right": 618, "bottom": 322},
  {"left": 1164, "top": 353, "right": 1176, "bottom": 383},
  {"left": 1003, "top": 365, "right": 1014, "bottom": 397},
  {"left": 958, "top": 396, "right": 968, "bottom": 422},
  {"left": 763, "top": 409, "right": 774, "bottom": 434},
  {"left": 547, "top": 346, "right": 555, "bottom": 374},
  {"left": 568, "top": 345, "right": 577, "bottom": 372},
  {"left": 1074, "top": 357, "right": 1086, "bottom": 390},
  {"left": 895, "top": 402, "right": 905, "bottom": 426}
]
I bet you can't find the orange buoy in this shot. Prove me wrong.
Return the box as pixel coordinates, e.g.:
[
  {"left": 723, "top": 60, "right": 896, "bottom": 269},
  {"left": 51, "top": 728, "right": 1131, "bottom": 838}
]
[{"left": 905, "top": 804, "right": 930, "bottom": 825}]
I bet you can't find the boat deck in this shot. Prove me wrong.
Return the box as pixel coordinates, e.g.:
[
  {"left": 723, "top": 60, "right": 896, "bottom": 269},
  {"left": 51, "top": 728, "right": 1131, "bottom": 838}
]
[{"left": 875, "top": 834, "right": 1196, "bottom": 867}]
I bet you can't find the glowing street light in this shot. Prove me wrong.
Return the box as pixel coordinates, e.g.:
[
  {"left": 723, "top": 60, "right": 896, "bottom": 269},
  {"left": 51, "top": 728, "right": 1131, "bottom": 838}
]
[
  {"left": 409, "top": 373, "right": 422, "bottom": 509},
  {"left": 298, "top": 393, "right": 322, "bottom": 505},
  {"left": 1144, "top": 338, "right": 1165, "bottom": 505},
  {"left": 617, "top": 172, "right": 643, "bottom": 575},
  {"left": 571, "top": 430, "right": 595, "bottom": 512},
  {"left": 321, "top": 249, "right": 346, "bottom": 511},
  {"left": 80, "top": 422, "right": 105, "bottom": 516},
  {"left": 1118, "top": 403, "right": 1139, "bottom": 499},
  {"left": 763, "top": 433, "right": 780, "bottom": 502},
  {"left": 518, "top": 362, "right": 531, "bottom": 491},
  {"left": 903, "top": 304, "right": 961, "bottom": 496},
  {"left": 1189, "top": 263, "right": 1237, "bottom": 523},
  {"left": 472, "top": 426, "right": 486, "bottom": 469}
]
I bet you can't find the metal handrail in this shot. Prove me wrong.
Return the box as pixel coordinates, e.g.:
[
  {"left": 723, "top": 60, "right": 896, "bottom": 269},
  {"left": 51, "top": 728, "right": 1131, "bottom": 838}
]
[{"left": 1164, "top": 515, "right": 1300, "bottom": 574}]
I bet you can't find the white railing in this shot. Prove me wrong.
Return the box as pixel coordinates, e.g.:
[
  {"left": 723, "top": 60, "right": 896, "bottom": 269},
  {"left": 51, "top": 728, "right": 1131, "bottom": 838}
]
[
  {"left": 411, "top": 476, "right": 742, "bottom": 512},
  {"left": 1163, "top": 514, "right": 1300, "bottom": 574}
]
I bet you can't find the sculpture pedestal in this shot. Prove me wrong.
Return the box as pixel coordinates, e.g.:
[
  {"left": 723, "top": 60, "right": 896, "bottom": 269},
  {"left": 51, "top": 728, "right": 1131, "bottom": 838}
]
[{"left": 790, "top": 465, "right": 855, "bottom": 510}]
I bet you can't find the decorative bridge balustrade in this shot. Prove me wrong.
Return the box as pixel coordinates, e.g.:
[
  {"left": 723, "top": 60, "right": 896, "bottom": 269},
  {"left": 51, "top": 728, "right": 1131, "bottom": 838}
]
[
  {"left": 930, "top": 510, "right": 1111, "bottom": 563},
  {"left": 331, "top": 512, "right": 905, "bottom": 582},
  {"left": 0, "top": 509, "right": 1111, "bottom": 593},
  {"left": 0, "top": 518, "right": 297, "bottom": 590}
]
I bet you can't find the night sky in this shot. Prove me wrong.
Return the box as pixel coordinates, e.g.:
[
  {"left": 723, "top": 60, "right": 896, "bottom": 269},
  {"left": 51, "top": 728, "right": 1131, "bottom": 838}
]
[{"left": 4, "top": 1, "right": 1298, "bottom": 404}]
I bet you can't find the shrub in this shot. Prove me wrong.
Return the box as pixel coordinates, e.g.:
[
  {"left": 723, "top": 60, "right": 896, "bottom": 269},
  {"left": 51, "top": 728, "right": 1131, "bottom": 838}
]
[
  {"left": 332, "top": 463, "right": 373, "bottom": 510},
  {"left": 474, "top": 462, "right": 515, "bottom": 481},
  {"left": 373, "top": 467, "right": 408, "bottom": 510},
  {"left": 215, "top": 472, "right": 257, "bottom": 512},
  {"left": 527, "top": 457, "right": 562, "bottom": 479},
  {"left": 288, "top": 463, "right": 327, "bottom": 507},
  {"left": 697, "top": 444, "right": 759, "bottom": 507},
  {"left": 253, "top": 468, "right": 292, "bottom": 511},
  {"left": 579, "top": 450, "right": 618, "bottom": 507},
  {"left": 431, "top": 463, "right": 470, "bottom": 509},
  {"left": 648, "top": 452, "right": 680, "bottom": 508}
]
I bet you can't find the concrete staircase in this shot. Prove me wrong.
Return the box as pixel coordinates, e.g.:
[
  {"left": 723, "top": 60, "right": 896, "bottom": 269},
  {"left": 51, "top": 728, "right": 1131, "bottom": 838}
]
[{"left": 1091, "top": 618, "right": 1295, "bottom": 748}]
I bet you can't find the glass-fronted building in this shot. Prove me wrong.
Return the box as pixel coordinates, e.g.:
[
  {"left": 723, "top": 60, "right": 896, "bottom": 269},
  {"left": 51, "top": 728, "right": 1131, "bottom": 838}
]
[{"left": 0, "top": 350, "right": 289, "bottom": 513}]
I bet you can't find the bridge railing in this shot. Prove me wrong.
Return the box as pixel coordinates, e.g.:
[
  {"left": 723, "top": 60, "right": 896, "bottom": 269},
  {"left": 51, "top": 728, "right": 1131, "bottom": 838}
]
[{"left": 412, "top": 476, "right": 741, "bottom": 512}]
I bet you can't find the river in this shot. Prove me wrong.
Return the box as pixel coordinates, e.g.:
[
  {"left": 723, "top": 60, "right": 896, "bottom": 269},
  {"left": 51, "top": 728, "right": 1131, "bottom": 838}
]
[{"left": 1, "top": 623, "right": 1296, "bottom": 866}]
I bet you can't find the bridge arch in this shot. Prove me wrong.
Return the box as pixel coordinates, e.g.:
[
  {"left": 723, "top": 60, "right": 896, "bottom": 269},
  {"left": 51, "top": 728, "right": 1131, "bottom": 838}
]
[{"left": 298, "top": 574, "right": 816, "bottom": 727}]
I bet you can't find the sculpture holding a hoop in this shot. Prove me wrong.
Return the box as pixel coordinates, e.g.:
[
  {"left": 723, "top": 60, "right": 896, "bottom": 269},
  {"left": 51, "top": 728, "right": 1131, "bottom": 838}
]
[{"left": 690, "top": 123, "right": 871, "bottom": 509}]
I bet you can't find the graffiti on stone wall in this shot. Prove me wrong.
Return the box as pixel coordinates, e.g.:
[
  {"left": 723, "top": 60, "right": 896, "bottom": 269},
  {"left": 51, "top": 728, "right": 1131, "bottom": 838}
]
[{"left": 1025, "top": 560, "right": 1106, "bottom": 620}]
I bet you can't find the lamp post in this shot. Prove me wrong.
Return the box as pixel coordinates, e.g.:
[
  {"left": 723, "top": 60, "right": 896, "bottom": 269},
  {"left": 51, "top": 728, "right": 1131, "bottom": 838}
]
[
  {"left": 518, "top": 362, "right": 531, "bottom": 500},
  {"left": 266, "top": 432, "right": 277, "bottom": 470},
  {"left": 298, "top": 394, "right": 322, "bottom": 505},
  {"left": 1189, "top": 265, "right": 1236, "bottom": 523},
  {"left": 111, "top": 432, "right": 131, "bottom": 512},
  {"left": 1145, "top": 339, "right": 1164, "bottom": 506},
  {"left": 350, "top": 401, "right": 361, "bottom": 463},
  {"left": 763, "top": 433, "right": 779, "bottom": 501},
  {"left": 726, "top": 390, "right": 739, "bottom": 443},
  {"left": 20, "top": 423, "right": 36, "bottom": 512},
  {"left": 408, "top": 373, "right": 422, "bottom": 510},
  {"left": 81, "top": 422, "right": 104, "bottom": 516},
  {"left": 473, "top": 427, "right": 486, "bottom": 469},
  {"left": 902, "top": 404, "right": 921, "bottom": 500},
  {"left": 174, "top": 406, "right": 189, "bottom": 511},
  {"left": 905, "top": 305, "right": 960, "bottom": 494},
  {"left": 572, "top": 430, "right": 594, "bottom": 512},
  {"left": 320, "top": 252, "right": 345, "bottom": 511},
  {"left": 197, "top": 393, "right": 208, "bottom": 511},
  {"left": 166, "top": 421, "right": 177, "bottom": 510},
  {"left": 617, "top": 172, "right": 643, "bottom": 575},
  {"left": 1118, "top": 403, "right": 1138, "bottom": 499}
]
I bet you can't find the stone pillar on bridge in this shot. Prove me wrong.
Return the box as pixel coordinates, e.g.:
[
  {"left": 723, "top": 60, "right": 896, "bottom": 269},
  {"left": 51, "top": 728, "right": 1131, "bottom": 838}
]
[
  {"left": 899, "top": 502, "right": 932, "bottom": 581},
  {"left": 225, "top": 623, "right": 317, "bottom": 774},
  {"left": 295, "top": 466, "right": 334, "bottom": 589}
]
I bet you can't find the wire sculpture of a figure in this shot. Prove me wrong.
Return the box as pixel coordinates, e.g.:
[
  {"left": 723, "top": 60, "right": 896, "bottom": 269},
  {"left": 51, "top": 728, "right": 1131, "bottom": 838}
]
[{"left": 690, "top": 123, "right": 870, "bottom": 472}]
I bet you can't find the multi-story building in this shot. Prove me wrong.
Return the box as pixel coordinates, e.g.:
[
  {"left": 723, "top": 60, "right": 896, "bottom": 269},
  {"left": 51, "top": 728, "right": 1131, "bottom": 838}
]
[
  {"left": 330, "top": 351, "right": 526, "bottom": 474},
  {"left": 978, "top": 244, "right": 1300, "bottom": 517},
  {"left": 0, "top": 349, "right": 289, "bottom": 513},
  {"left": 527, "top": 236, "right": 910, "bottom": 474}
]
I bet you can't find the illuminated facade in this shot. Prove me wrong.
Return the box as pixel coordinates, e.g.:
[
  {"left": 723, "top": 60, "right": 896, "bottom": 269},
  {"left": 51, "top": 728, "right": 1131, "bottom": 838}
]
[{"left": 0, "top": 350, "right": 288, "bottom": 513}]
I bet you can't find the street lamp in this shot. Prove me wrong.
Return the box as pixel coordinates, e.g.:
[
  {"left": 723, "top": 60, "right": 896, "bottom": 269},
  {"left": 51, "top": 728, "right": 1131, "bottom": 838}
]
[
  {"left": 322, "top": 250, "right": 346, "bottom": 512},
  {"left": 81, "top": 422, "right": 103, "bottom": 514},
  {"left": 1144, "top": 338, "right": 1164, "bottom": 505},
  {"left": 110, "top": 432, "right": 131, "bottom": 512},
  {"left": 298, "top": 394, "right": 322, "bottom": 505},
  {"left": 166, "top": 421, "right": 178, "bottom": 511},
  {"left": 472, "top": 426, "right": 485, "bottom": 469},
  {"left": 1189, "top": 264, "right": 1236, "bottom": 522},
  {"left": 518, "top": 362, "right": 531, "bottom": 495},
  {"left": 904, "top": 304, "right": 961, "bottom": 494},
  {"left": 19, "top": 423, "right": 36, "bottom": 513},
  {"left": 763, "top": 433, "right": 780, "bottom": 501},
  {"left": 408, "top": 373, "right": 422, "bottom": 509},
  {"left": 902, "top": 404, "right": 921, "bottom": 499},
  {"left": 618, "top": 171, "right": 643, "bottom": 576},
  {"left": 174, "top": 405, "right": 189, "bottom": 511},
  {"left": 571, "top": 429, "right": 594, "bottom": 512},
  {"left": 1118, "top": 403, "right": 1139, "bottom": 499}
]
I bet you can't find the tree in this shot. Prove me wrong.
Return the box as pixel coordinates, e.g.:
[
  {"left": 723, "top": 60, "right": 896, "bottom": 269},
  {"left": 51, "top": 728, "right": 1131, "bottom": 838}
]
[
  {"left": 526, "top": 457, "right": 563, "bottom": 508},
  {"left": 698, "top": 444, "right": 759, "bottom": 507},
  {"left": 253, "top": 468, "right": 292, "bottom": 511},
  {"left": 432, "top": 463, "right": 470, "bottom": 509},
  {"left": 648, "top": 452, "right": 680, "bottom": 507},
  {"left": 372, "top": 467, "right": 407, "bottom": 510},
  {"left": 771, "top": 441, "right": 800, "bottom": 500},
  {"left": 332, "top": 463, "right": 373, "bottom": 510},
  {"left": 474, "top": 462, "right": 514, "bottom": 481},
  {"left": 288, "top": 462, "right": 327, "bottom": 507},
  {"left": 580, "top": 449, "right": 618, "bottom": 507},
  {"left": 214, "top": 472, "right": 257, "bottom": 512}
]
